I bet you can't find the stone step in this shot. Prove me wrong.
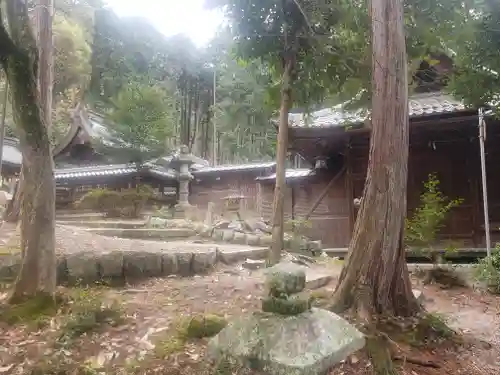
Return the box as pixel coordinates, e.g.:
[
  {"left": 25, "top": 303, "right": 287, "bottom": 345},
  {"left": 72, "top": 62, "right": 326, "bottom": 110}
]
[
  {"left": 56, "top": 213, "right": 106, "bottom": 221},
  {"left": 305, "top": 271, "right": 333, "bottom": 290},
  {"left": 87, "top": 227, "right": 197, "bottom": 240},
  {"left": 57, "top": 220, "right": 147, "bottom": 229}
]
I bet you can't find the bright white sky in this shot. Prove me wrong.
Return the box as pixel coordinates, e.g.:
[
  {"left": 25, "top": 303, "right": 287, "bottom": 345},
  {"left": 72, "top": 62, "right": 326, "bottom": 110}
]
[{"left": 105, "top": 0, "right": 223, "bottom": 47}]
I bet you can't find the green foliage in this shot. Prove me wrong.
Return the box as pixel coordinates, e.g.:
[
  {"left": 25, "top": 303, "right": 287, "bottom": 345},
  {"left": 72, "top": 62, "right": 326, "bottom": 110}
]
[
  {"left": 59, "top": 288, "right": 124, "bottom": 341},
  {"left": 285, "top": 216, "right": 312, "bottom": 237},
  {"left": 405, "top": 174, "right": 463, "bottom": 259},
  {"left": 76, "top": 186, "right": 154, "bottom": 218},
  {"left": 447, "top": 1, "right": 500, "bottom": 112},
  {"left": 106, "top": 83, "right": 177, "bottom": 160},
  {"left": 475, "top": 243, "right": 500, "bottom": 294},
  {"left": 0, "top": 292, "right": 63, "bottom": 325},
  {"left": 53, "top": 13, "right": 92, "bottom": 98}
]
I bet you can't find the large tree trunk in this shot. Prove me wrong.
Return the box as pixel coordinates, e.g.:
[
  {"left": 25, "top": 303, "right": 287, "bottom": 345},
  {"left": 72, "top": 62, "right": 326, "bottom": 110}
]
[
  {"left": 35, "top": 0, "right": 53, "bottom": 133},
  {"left": 268, "top": 57, "right": 293, "bottom": 265},
  {"left": 332, "top": 0, "right": 420, "bottom": 317},
  {"left": 2, "top": 0, "right": 57, "bottom": 302}
]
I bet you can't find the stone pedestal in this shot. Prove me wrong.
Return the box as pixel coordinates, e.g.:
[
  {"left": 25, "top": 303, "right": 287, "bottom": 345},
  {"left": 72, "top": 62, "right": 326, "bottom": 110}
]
[
  {"left": 208, "top": 261, "right": 366, "bottom": 375},
  {"left": 171, "top": 145, "right": 194, "bottom": 219}
]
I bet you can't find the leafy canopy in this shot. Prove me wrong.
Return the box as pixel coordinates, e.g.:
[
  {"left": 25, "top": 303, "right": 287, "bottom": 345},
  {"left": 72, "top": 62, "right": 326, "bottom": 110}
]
[{"left": 106, "top": 83, "right": 177, "bottom": 161}]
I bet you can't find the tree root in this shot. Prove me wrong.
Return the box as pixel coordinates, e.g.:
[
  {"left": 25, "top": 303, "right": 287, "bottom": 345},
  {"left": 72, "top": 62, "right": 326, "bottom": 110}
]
[
  {"left": 392, "top": 355, "right": 439, "bottom": 368},
  {"left": 366, "top": 334, "right": 398, "bottom": 375}
]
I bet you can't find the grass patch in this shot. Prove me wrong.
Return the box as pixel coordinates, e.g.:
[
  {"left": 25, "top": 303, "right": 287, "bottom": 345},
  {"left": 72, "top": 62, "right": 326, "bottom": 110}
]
[
  {"left": 154, "top": 314, "right": 227, "bottom": 359},
  {"left": 0, "top": 292, "right": 65, "bottom": 326},
  {"left": 58, "top": 287, "right": 125, "bottom": 341},
  {"left": 26, "top": 353, "right": 100, "bottom": 375}
]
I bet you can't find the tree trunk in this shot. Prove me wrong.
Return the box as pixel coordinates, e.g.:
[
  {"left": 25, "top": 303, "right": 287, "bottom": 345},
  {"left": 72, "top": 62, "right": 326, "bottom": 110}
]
[
  {"left": 332, "top": 0, "right": 420, "bottom": 317},
  {"left": 268, "top": 57, "right": 293, "bottom": 265},
  {"left": 2, "top": 0, "right": 57, "bottom": 302},
  {"left": 35, "top": 0, "right": 53, "bottom": 133}
]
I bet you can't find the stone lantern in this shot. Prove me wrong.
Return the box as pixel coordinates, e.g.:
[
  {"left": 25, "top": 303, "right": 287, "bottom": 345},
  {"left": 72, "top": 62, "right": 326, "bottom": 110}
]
[{"left": 171, "top": 145, "right": 195, "bottom": 218}]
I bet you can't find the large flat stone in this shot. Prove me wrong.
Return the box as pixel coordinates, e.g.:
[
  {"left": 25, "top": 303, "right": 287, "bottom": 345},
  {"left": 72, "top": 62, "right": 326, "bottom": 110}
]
[
  {"left": 88, "top": 228, "right": 196, "bottom": 240},
  {"left": 66, "top": 252, "right": 99, "bottom": 284},
  {"left": 192, "top": 249, "right": 218, "bottom": 274},
  {"left": 98, "top": 251, "right": 125, "bottom": 279},
  {"left": 217, "top": 246, "right": 268, "bottom": 264},
  {"left": 305, "top": 271, "right": 332, "bottom": 290},
  {"left": 57, "top": 220, "right": 146, "bottom": 229},
  {"left": 208, "top": 308, "right": 365, "bottom": 375},
  {"left": 123, "top": 251, "right": 163, "bottom": 279}
]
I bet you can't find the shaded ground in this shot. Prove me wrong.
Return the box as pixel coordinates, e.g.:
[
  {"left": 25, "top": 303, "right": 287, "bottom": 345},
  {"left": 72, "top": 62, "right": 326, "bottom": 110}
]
[{"left": 0, "top": 259, "right": 498, "bottom": 375}]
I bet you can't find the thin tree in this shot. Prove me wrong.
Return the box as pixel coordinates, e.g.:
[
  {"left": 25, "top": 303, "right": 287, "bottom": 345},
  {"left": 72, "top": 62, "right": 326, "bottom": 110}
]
[
  {"left": 0, "top": 0, "right": 57, "bottom": 303},
  {"left": 332, "top": 0, "right": 420, "bottom": 317}
]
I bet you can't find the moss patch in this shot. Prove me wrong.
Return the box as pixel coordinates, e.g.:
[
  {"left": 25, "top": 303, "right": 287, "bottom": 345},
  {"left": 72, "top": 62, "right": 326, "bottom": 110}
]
[
  {"left": 261, "top": 294, "right": 312, "bottom": 315},
  {"left": 178, "top": 314, "right": 228, "bottom": 339},
  {"left": 58, "top": 287, "right": 125, "bottom": 341},
  {"left": 0, "top": 292, "right": 64, "bottom": 325}
]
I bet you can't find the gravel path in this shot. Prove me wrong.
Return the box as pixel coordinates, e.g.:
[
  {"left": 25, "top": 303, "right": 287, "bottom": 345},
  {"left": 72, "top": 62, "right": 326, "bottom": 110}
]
[{"left": 3, "top": 224, "right": 263, "bottom": 255}]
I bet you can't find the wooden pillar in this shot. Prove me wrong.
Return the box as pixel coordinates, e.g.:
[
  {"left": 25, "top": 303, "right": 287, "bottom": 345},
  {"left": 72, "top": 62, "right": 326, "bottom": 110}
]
[
  {"left": 345, "top": 137, "right": 355, "bottom": 233},
  {"left": 468, "top": 136, "right": 482, "bottom": 247}
]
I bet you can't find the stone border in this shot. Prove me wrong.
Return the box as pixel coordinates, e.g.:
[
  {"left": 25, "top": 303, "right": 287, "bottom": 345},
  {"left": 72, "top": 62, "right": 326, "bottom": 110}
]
[
  {"left": 205, "top": 226, "right": 322, "bottom": 254},
  {"left": 0, "top": 245, "right": 269, "bottom": 286}
]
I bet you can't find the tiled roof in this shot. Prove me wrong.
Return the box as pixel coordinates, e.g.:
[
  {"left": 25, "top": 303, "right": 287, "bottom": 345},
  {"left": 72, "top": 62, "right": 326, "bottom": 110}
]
[
  {"left": 55, "top": 164, "right": 137, "bottom": 180},
  {"left": 256, "top": 168, "right": 314, "bottom": 182},
  {"left": 289, "top": 93, "right": 468, "bottom": 128},
  {"left": 193, "top": 162, "right": 276, "bottom": 175},
  {"left": 147, "top": 167, "right": 177, "bottom": 180}
]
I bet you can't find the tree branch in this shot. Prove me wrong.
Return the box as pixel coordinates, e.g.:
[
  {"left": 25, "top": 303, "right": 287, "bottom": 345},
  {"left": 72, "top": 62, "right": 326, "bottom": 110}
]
[{"left": 0, "top": 9, "right": 19, "bottom": 63}]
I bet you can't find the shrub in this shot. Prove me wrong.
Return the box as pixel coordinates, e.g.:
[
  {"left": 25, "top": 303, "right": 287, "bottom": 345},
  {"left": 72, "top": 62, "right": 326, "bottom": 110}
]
[
  {"left": 475, "top": 244, "right": 500, "bottom": 294},
  {"left": 76, "top": 185, "right": 154, "bottom": 218},
  {"left": 405, "top": 173, "right": 463, "bottom": 264}
]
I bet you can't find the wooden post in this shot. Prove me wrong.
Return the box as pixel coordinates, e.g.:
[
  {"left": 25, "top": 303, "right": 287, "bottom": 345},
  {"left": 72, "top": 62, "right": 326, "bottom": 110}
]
[{"left": 345, "top": 138, "right": 355, "bottom": 233}]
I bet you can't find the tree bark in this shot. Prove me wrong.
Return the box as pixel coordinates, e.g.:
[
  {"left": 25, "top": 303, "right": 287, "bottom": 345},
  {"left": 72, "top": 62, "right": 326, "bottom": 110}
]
[
  {"left": 268, "top": 57, "right": 293, "bottom": 265},
  {"left": 35, "top": 0, "right": 53, "bottom": 133},
  {"left": 2, "top": 0, "right": 57, "bottom": 302},
  {"left": 332, "top": 0, "right": 420, "bottom": 317}
]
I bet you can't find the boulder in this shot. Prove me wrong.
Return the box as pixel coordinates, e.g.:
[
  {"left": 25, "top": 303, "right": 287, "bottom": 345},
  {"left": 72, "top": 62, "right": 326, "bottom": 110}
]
[
  {"left": 222, "top": 230, "right": 235, "bottom": 242},
  {"left": 245, "top": 234, "right": 260, "bottom": 246},
  {"left": 98, "top": 251, "right": 124, "bottom": 280},
  {"left": 208, "top": 309, "right": 365, "bottom": 375},
  {"left": 176, "top": 252, "right": 194, "bottom": 276},
  {"left": 123, "top": 251, "right": 163, "bottom": 279},
  {"left": 66, "top": 252, "right": 99, "bottom": 285},
  {"left": 192, "top": 249, "right": 218, "bottom": 274},
  {"left": 233, "top": 231, "right": 247, "bottom": 245},
  {"left": 161, "top": 253, "right": 179, "bottom": 275},
  {"left": 213, "top": 229, "right": 224, "bottom": 242}
]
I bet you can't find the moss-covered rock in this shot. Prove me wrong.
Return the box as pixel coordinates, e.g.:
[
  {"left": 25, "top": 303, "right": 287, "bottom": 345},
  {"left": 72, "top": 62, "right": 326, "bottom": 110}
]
[
  {"left": 265, "top": 262, "right": 306, "bottom": 297},
  {"left": 262, "top": 293, "right": 312, "bottom": 315},
  {"left": 180, "top": 314, "right": 228, "bottom": 339}
]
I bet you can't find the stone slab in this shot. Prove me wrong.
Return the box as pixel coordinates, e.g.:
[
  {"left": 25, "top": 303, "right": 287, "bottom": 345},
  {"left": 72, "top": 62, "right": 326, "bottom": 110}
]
[
  {"left": 217, "top": 246, "right": 268, "bottom": 264},
  {"left": 305, "top": 272, "right": 332, "bottom": 290},
  {"left": 208, "top": 308, "right": 365, "bottom": 375},
  {"left": 57, "top": 220, "right": 146, "bottom": 229},
  {"left": 88, "top": 228, "right": 196, "bottom": 240}
]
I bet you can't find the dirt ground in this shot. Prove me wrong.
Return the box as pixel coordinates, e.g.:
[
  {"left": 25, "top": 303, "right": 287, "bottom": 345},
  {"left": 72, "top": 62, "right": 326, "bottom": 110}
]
[{"left": 1, "top": 260, "right": 499, "bottom": 375}]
